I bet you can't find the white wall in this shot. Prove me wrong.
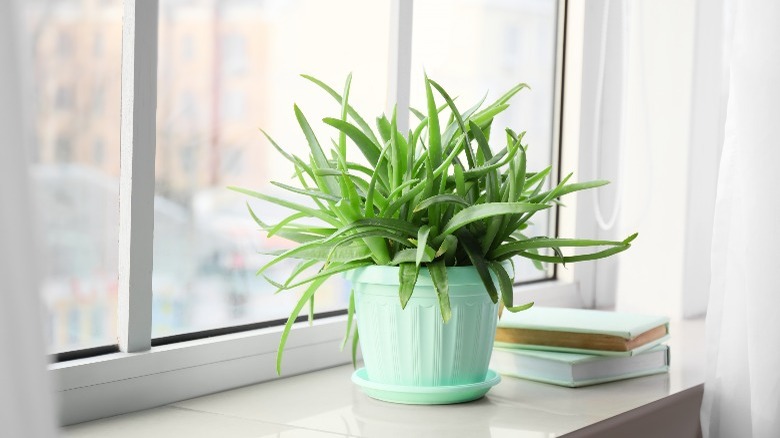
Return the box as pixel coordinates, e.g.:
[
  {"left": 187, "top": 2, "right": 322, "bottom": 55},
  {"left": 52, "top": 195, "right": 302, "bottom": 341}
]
[
  {"left": 613, "top": 0, "right": 697, "bottom": 319},
  {"left": 681, "top": 0, "right": 728, "bottom": 318},
  {"left": 0, "top": 0, "right": 58, "bottom": 436}
]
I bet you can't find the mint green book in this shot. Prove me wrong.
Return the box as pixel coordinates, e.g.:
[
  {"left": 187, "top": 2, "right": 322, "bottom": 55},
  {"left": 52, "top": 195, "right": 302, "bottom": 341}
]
[
  {"left": 494, "top": 307, "right": 670, "bottom": 356},
  {"left": 490, "top": 345, "right": 670, "bottom": 387}
]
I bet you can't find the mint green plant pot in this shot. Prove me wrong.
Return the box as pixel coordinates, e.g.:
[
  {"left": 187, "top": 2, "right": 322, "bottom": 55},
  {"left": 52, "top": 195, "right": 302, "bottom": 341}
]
[{"left": 347, "top": 265, "right": 502, "bottom": 402}]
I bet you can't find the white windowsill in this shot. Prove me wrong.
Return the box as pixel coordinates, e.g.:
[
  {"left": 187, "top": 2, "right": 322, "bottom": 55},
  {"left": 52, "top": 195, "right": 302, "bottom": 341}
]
[
  {"left": 53, "top": 280, "right": 581, "bottom": 426},
  {"left": 62, "top": 318, "right": 705, "bottom": 437}
]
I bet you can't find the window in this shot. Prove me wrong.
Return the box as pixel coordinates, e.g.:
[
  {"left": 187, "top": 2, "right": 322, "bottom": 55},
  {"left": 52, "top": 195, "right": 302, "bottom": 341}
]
[
  {"left": 502, "top": 24, "right": 523, "bottom": 70},
  {"left": 153, "top": 0, "right": 391, "bottom": 339},
  {"left": 20, "top": 0, "right": 122, "bottom": 354},
  {"left": 220, "top": 89, "right": 245, "bottom": 121},
  {"left": 92, "top": 83, "right": 105, "bottom": 115},
  {"left": 221, "top": 33, "right": 247, "bottom": 76},
  {"left": 57, "top": 30, "right": 72, "bottom": 57},
  {"left": 93, "top": 139, "right": 105, "bottom": 165},
  {"left": 94, "top": 32, "right": 104, "bottom": 57},
  {"left": 181, "top": 34, "right": 194, "bottom": 60},
  {"left": 48, "top": 0, "right": 579, "bottom": 425},
  {"left": 179, "top": 141, "right": 197, "bottom": 175},
  {"left": 55, "top": 85, "right": 74, "bottom": 110},
  {"left": 55, "top": 136, "right": 73, "bottom": 162},
  {"left": 220, "top": 146, "right": 244, "bottom": 175},
  {"left": 177, "top": 91, "right": 199, "bottom": 121},
  {"left": 411, "top": 0, "right": 559, "bottom": 283}
]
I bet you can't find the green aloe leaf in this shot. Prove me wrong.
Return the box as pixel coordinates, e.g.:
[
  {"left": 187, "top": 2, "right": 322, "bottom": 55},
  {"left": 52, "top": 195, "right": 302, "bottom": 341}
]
[
  {"left": 260, "top": 129, "right": 297, "bottom": 167},
  {"left": 345, "top": 162, "right": 376, "bottom": 179},
  {"left": 489, "top": 236, "right": 634, "bottom": 260},
  {"left": 512, "top": 238, "right": 635, "bottom": 264},
  {"left": 276, "top": 276, "right": 328, "bottom": 375},
  {"left": 506, "top": 302, "right": 534, "bottom": 312},
  {"left": 324, "top": 229, "right": 412, "bottom": 265},
  {"left": 522, "top": 167, "right": 552, "bottom": 196},
  {"left": 448, "top": 146, "right": 516, "bottom": 183},
  {"left": 489, "top": 261, "right": 514, "bottom": 309},
  {"left": 341, "top": 290, "right": 356, "bottom": 350},
  {"left": 390, "top": 247, "right": 435, "bottom": 265},
  {"left": 326, "top": 217, "right": 419, "bottom": 243},
  {"left": 456, "top": 230, "right": 498, "bottom": 303},
  {"left": 399, "top": 262, "right": 420, "bottom": 309},
  {"left": 265, "top": 212, "right": 308, "bottom": 238},
  {"left": 229, "top": 186, "right": 342, "bottom": 228},
  {"left": 283, "top": 259, "right": 320, "bottom": 290},
  {"left": 308, "top": 294, "right": 315, "bottom": 325},
  {"left": 351, "top": 326, "right": 360, "bottom": 369},
  {"left": 428, "top": 258, "right": 451, "bottom": 322},
  {"left": 377, "top": 115, "right": 392, "bottom": 145},
  {"left": 409, "top": 106, "right": 426, "bottom": 121},
  {"left": 528, "top": 180, "right": 610, "bottom": 204},
  {"left": 324, "top": 221, "right": 393, "bottom": 265},
  {"left": 387, "top": 178, "right": 420, "bottom": 203},
  {"left": 384, "top": 179, "right": 428, "bottom": 219},
  {"left": 339, "top": 170, "right": 362, "bottom": 214},
  {"left": 470, "top": 104, "right": 509, "bottom": 129},
  {"left": 338, "top": 74, "right": 353, "bottom": 161},
  {"left": 414, "top": 194, "right": 470, "bottom": 213},
  {"left": 429, "top": 79, "right": 475, "bottom": 168},
  {"left": 440, "top": 202, "right": 551, "bottom": 238},
  {"left": 416, "top": 225, "right": 432, "bottom": 267},
  {"left": 322, "top": 117, "right": 381, "bottom": 169},
  {"left": 245, "top": 202, "right": 269, "bottom": 229},
  {"left": 512, "top": 139, "right": 527, "bottom": 201},
  {"left": 284, "top": 260, "right": 373, "bottom": 289},
  {"left": 264, "top": 230, "right": 325, "bottom": 244},
  {"left": 259, "top": 241, "right": 371, "bottom": 275},
  {"left": 474, "top": 82, "right": 529, "bottom": 119},
  {"left": 469, "top": 120, "right": 494, "bottom": 161},
  {"left": 294, "top": 105, "right": 338, "bottom": 195},
  {"left": 454, "top": 164, "right": 466, "bottom": 198},
  {"left": 269, "top": 182, "right": 342, "bottom": 203},
  {"left": 390, "top": 110, "right": 405, "bottom": 188},
  {"left": 435, "top": 234, "right": 458, "bottom": 258},
  {"left": 424, "top": 74, "right": 442, "bottom": 168},
  {"left": 496, "top": 82, "right": 530, "bottom": 104},
  {"left": 300, "top": 74, "right": 380, "bottom": 146}
]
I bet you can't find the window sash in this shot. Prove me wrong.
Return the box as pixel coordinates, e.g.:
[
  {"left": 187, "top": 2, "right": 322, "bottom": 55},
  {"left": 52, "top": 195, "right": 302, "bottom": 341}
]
[
  {"left": 118, "top": 0, "right": 158, "bottom": 354},
  {"left": 111, "top": 0, "right": 570, "bottom": 356}
]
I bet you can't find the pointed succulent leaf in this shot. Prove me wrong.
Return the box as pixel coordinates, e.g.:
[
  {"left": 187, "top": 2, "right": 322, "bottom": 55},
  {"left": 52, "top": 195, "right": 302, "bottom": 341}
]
[
  {"left": 428, "top": 258, "right": 451, "bottom": 322},
  {"left": 398, "top": 262, "right": 420, "bottom": 309}
]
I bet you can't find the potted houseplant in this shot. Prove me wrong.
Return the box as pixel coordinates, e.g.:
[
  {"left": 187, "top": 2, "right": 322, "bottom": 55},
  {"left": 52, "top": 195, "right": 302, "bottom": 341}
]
[{"left": 231, "top": 74, "right": 636, "bottom": 404}]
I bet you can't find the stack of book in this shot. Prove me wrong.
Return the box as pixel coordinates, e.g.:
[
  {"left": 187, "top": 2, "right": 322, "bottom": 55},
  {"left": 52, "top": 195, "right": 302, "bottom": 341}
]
[{"left": 490, "top": 307, "right": 670, "bottom": 387}]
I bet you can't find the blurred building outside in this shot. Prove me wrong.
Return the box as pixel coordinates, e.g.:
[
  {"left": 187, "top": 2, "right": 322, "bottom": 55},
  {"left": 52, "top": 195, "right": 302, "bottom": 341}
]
[{"left": 23, "top": 0, "right": 556, "bottom": 353}]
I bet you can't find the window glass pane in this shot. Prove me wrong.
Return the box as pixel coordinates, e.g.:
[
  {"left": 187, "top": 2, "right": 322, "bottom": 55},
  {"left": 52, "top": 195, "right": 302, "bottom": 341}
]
[
  {"left": 411, "top": 0, "right": 559, "bottom": 282},
  {"left": 154, "top": 0, "right": 391, "bottom": 338},
  {"left": 19, "top": 0, "right": 123, "bottom": 353}
]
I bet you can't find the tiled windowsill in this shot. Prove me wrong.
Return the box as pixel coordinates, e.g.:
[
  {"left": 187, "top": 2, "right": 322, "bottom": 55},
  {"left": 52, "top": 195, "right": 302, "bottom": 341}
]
[{"left": 63, "top": 319, "right": 705, "bottom": 438}]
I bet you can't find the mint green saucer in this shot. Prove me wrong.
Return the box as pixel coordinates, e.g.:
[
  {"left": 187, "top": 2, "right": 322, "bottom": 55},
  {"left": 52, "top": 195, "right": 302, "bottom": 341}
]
[{"left": 351, "top": 368, "right": 501, "bottom": 405}]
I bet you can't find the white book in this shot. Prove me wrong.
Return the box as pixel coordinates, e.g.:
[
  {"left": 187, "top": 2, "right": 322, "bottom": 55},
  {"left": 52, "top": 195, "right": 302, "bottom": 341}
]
[{"left": 490, "top": 345, "right": 670, "bottom": 387}]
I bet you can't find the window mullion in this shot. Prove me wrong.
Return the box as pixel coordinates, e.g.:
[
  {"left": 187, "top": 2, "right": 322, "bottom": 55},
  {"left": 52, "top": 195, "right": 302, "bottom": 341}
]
[
  {"left": 387, "top": 0, "right": 413, "bottom": 133},
  {"left": 118, "top": 0, "right": 159, "bottom": 353}
]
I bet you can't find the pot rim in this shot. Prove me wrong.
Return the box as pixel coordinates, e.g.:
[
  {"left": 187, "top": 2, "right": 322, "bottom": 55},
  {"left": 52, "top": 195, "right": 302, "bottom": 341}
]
[{"left": 345, "top": 261, "right": 514, "bottom": 287}]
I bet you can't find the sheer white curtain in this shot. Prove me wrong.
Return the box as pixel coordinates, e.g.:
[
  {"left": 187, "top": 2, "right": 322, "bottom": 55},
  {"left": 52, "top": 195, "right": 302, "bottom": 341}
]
[
  {"left": 0, "top": 0, "right": 58, "bottom": 436},
  {"left": 701, "top": 0, "right": 780, "bottom": 436}
]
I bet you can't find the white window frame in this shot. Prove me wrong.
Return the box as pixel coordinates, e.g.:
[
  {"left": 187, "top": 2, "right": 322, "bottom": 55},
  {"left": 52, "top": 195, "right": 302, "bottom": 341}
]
[{"left": 52, "top": 0, "right": 600, "bottom": 425}]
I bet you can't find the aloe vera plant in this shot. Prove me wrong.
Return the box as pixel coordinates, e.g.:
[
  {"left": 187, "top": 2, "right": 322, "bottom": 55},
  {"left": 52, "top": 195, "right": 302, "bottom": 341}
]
[{"left": 231, "top": 74, "right": 636, "bottom": 374}]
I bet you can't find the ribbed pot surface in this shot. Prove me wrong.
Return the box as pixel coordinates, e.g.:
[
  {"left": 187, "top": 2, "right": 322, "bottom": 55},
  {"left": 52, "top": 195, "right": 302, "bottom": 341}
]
[{"left": 349, "top": 265, "right": 499, "bottom": 387}]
